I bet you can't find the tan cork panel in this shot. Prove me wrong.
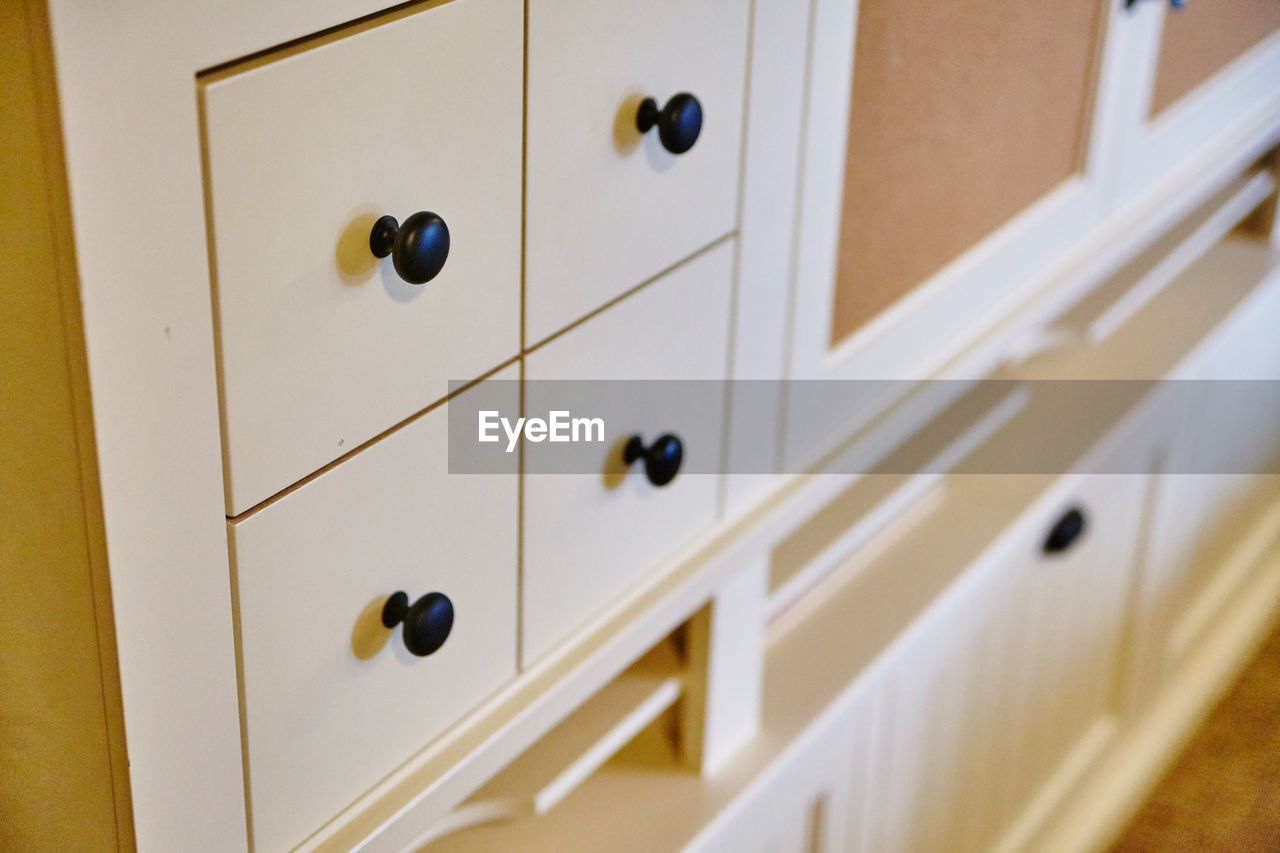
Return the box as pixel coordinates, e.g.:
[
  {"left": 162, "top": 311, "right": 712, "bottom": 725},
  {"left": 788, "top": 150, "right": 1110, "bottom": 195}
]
[
  {"left": 832, "top": 0, "right": 1106, "bottom": 345},
  {"left": 1151, "top": 0, "right": 1280, "bottom": 118}
]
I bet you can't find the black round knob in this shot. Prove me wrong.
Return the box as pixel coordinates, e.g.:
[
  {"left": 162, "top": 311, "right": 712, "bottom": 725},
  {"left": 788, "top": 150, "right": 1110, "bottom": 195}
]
[
  {"left": 623, "top": 433, "right": 683, "bottom": 487},
  {"left": 381, "top": 591, "right": 454, "bottom": 657},
  {"left": 635, "top": 93, "right": 703, "bottom": 155},
  {"left": 369, "top": 211, "right": 450, "bottom": 285},
  {"left": 1043, "top": 507, "right": 1087, "bottom": 555}
]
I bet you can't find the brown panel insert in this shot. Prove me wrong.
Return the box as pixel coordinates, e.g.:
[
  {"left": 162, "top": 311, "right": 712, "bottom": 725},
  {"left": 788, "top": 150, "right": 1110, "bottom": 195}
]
[
  {"left": 832, "top": 0, "right": 1105, "bottom": 345},
  {"left": 1151, "top": 0, "right": 1280, "bottom": 118}
]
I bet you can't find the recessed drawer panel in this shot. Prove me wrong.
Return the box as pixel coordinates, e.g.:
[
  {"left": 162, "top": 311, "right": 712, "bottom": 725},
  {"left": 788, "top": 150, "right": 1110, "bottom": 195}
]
[
  {"left": 522, "top": 242, "right": 734, "bottom": 665},
  {"left": 202, "top": 0, "right": 522, "bottom": 514},
  {"left": 524, "top": 0, "right": 749, "bottom": 343},
  {"left": 228, "top": 372, "right": 518, "bottom": 853}
]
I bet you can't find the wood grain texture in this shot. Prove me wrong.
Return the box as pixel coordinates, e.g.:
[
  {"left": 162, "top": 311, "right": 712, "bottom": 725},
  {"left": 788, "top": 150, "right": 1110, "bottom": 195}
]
[
  {"left": 0, "top": 2, "right": 133, "bottom": 849},
  {"left": 1151, "top": 0, "right": 1280, "bottom": 118},
  {"left": 832, "top": 0, "right": 1106, "bottom": 343}
]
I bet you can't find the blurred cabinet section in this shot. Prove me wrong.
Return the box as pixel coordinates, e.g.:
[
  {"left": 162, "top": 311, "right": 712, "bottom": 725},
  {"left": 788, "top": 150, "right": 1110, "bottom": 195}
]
[
  {"left": 1152, "top": 0, "right": 1280, "bottom": 118},
  {"left": 1113, "top": 0, "right": 1280, "bottom": 201},
  {"left": 857, "top": 477, "right": 1145, "bottom": 852},
  {"left": 833, "top": 0, "right": 1107, "bottom": 342}
]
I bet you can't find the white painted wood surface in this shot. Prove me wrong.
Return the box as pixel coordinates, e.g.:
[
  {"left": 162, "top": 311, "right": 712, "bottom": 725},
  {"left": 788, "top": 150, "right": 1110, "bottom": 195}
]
[
  {"left": 404, "top": 176, "right": 1280, "bottom": 853},
  {"left": 825, "top": 459, "right": 1142, "bottom": 853},
  {"left": 203, "top": 0, "right": 522, "bottom": 514},
  {"left": 522, "top": 241, "right": 734, "bottom": 666},
  {"left": 38, "top": 0, "right": 1280, "bottom": 848},
  {"left": 1111, "top": 5, "right": 1280, "bottom": 202},
  {"left": 686, "top": 705, "right": 861, "bottom": 853},
  {"left": 523, "top": 0, "right": 749, "bottom": 344},
  {"left": 228, "top": 368, "right": 519, "bottom": 853},
  {"left": 1033, "top": 517, "right": 1280, "bottom": 853},
  {"left": 680, "top": 557, "right": 766, "bottom": 776},
  {"left": 41, "top": 0, "right": 408, "bottom": 845},
  {"left": 721, "top": 0, "right": 812, "bottom": 519},
  {"left": 42, "top": 1, "right": 505, "bottom": 845},
  {"left": 1127, "top": 241, "right": 1280, "bottom": 708},
  {"left": 410, "top": 638, "right": 687, "bottom": 851}
]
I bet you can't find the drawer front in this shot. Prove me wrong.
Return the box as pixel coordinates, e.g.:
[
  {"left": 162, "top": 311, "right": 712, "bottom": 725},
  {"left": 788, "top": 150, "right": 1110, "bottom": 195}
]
[
  {"left": 228, "top": 372, "right": 518, "bottom": 853},
  {"left": 522, "top": 242, "right": 734, "bottom": 665},
  {"left": 524, "top": 0, "right": 749, "bottom": 343},
  {"left": 203, "top": 0, "right": 522, "bottom": 514}
]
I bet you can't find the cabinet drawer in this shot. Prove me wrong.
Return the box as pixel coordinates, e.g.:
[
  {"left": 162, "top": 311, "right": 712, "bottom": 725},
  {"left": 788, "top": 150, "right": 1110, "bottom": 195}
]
[
  {"left": 228, "top": 372, "right": 518, "bottom": 853},
  {"left": 524, "top": 0, "right": 749, "bottom": 343},
  {"left": 202, "top": 0, "right": 522, "bottom": 514},
  {"left": 522, "top": 242, "right": 734, "bottom": 665}
]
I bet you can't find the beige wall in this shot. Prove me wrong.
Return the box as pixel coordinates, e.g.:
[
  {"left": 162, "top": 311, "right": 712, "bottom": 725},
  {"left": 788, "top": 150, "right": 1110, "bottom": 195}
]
[{"left": 0, "top": 2, "right": 133, "bottom": 849}]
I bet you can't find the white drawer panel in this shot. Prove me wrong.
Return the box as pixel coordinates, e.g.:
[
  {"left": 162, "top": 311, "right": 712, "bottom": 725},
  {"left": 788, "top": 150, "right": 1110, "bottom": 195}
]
[
  {"left": 203, "top": 0, "right": 522, "bottom": 514},
  {"left": 522, "top": 242, "right": 734, "bottom": 666},
  {"left": 228, "top": 371, "right": 518, "bottom": 853},
  {"left": 524, "top": 0, "right": 749, "bottom": 343}
]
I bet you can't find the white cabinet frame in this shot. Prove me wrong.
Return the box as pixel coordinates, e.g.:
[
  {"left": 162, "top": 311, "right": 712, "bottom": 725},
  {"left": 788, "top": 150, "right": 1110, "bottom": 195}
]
[
  {"left": 1109, "top": 2, "right": 1280, "bottom": 201},
  {"left": 772, "top": 0, "right": 1131, "bottom": 469}
]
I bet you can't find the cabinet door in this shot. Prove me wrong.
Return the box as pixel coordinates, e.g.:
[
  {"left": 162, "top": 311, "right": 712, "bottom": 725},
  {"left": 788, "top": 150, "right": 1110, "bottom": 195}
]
[
  {"left": 859, "top": 475, "right": 1145, "bottom": 852},
  {"left": 1135, "top": 255, "right": 1280, "bottom": 688},
  {"left": 783, "top": 0, "right": 1118, "bottom": 466},
  {"left": 1109, "top": 0, "right": 1280, "bottom": 202}
]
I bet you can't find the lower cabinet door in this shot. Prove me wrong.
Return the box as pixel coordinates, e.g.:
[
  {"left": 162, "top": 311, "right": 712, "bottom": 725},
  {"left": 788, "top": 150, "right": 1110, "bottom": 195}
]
[
  {"left": 857, "top": 474, "right": 1146, "bottom": 853},
  {"left": 227, "top": 372, "right": 518, "bottom": 853},
  {"left": 1139, "top": 258, "right": 1280, "bottom": 683}
]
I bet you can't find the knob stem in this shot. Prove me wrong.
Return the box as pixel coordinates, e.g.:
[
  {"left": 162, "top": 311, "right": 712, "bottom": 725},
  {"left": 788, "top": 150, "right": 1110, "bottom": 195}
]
[
  {"left": 635, "top": 98, "right": 661, "bottom": 134},
  {"left": 381, "top": 590, "right": 410, "bottom": 628},
  {"left": 369, "top": 215, "right": 399, "bottom": 259}
]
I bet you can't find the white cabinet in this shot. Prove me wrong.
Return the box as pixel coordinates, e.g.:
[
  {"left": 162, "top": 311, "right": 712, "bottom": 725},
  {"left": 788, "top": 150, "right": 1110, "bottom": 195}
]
[{"left": 26, "top": 0, "right": 1280, "bottom": 850}]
